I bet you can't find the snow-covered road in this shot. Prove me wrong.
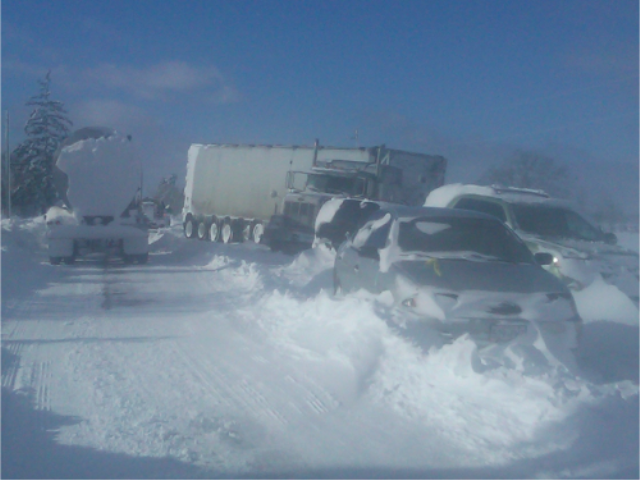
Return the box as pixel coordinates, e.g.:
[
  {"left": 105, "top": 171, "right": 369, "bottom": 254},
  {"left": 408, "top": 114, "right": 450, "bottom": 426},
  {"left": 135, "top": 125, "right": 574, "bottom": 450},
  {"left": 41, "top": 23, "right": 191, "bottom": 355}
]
[{"left": 2, "top": 218, "right": 638, "bottom": 478}]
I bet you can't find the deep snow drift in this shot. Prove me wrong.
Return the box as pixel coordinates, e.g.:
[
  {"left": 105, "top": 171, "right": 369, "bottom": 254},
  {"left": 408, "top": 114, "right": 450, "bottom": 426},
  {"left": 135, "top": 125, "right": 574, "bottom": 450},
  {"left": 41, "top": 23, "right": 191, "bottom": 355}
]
[{"left": 2, "top": 216, "right": 638, "bottom": 479}]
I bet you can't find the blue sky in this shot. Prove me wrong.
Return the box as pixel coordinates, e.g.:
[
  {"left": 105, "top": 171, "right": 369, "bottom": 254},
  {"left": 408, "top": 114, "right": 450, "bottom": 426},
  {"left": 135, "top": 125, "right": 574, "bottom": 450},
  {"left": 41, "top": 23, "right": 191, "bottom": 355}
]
[{"left": 2, "top": 0, "right": 638, "bottom": 209}]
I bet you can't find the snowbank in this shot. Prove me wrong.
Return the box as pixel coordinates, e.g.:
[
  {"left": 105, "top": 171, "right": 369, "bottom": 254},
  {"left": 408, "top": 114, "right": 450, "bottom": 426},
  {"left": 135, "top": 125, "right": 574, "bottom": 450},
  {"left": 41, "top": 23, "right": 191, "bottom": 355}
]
[
  {"left": 2, "top": 215, "right": 638, "bottom": 478},
  {"left": 573, "top": 276, "right": 639, "bottom": 325}
]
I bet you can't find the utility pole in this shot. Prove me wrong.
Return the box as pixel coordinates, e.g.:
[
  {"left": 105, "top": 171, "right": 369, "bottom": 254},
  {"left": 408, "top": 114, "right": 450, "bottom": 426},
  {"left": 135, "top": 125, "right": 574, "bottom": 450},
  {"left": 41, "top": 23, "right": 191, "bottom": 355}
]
[
  {"left": 352, "top": 129, "right": 359, "bottom": 148},
  {"left": 4, "top": 110, "right": 10, "bottom": 218}
]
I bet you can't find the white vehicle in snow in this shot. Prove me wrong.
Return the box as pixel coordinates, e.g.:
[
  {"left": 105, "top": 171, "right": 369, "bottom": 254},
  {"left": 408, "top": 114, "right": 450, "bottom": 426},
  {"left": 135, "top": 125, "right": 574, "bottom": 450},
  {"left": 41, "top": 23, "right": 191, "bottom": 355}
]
[
  {"left": 333, "top": 205, "right": 583, "bottom": 356},
  {"left": 425, "top": 184, "right": 639, "bottom": 305},
  {"left": 46, "top": 127, "right": 149, "bottom": 265}
]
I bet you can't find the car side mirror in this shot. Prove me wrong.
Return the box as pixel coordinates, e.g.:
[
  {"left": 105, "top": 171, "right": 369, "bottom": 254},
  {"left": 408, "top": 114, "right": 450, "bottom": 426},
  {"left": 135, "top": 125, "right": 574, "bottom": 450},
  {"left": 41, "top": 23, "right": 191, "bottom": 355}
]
[
  {"left": 358, "top": 245, "right": 380, "bottom": 260},
  {"left": 534, "top": 252, "right": 554, "bottom": 266},
  {"left": 603, "top": 232, "right": 617, "bottom": 245}
]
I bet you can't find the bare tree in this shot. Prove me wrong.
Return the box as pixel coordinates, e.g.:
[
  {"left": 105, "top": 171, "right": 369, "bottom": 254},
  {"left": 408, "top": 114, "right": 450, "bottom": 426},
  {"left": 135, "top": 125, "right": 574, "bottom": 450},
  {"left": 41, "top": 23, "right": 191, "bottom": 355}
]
[{"left": 478, "top": 149, "right": 573, "bottom": 198}]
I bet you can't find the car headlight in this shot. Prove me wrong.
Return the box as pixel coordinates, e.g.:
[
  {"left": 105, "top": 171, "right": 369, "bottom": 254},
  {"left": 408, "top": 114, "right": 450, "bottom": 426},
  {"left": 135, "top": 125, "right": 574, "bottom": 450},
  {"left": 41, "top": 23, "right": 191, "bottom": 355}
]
[{"left": 402, "top": 296, "right": 417, "bottom": 309}]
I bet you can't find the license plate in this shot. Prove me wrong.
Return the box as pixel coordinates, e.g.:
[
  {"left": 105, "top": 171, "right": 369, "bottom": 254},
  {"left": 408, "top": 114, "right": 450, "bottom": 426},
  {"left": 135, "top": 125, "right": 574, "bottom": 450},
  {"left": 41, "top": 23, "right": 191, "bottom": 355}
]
[{"left": 490, "top": 324, "right": 527, "bottom": 342}]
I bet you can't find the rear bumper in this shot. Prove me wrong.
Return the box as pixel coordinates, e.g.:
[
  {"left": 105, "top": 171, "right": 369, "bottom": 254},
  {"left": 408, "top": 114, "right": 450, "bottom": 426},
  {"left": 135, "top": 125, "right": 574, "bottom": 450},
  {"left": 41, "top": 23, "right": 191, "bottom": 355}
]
[{"left": 47, "top": 224, "right": 149, "bottom": 257}]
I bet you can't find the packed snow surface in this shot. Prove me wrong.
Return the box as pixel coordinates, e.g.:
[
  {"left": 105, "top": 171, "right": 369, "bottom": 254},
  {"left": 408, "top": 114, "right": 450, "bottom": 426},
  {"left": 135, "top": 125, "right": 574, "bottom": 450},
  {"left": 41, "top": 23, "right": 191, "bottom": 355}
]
[
  {"left": 56, "top": 133, "right": 140, "bottom": 218},
  {"left": 2, "top": 216, "right": 638, "bottom": 479}
]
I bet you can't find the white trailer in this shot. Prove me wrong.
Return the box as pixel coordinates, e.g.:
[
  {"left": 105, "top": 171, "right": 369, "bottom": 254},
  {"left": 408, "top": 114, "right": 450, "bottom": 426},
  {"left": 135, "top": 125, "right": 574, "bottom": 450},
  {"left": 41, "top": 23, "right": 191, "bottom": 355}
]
[
  {"left": 46, "top": 127, "right": 149, "bottom": 264},
  {"left": 182, "top": 143, "right": 374, "bottom": 243}
]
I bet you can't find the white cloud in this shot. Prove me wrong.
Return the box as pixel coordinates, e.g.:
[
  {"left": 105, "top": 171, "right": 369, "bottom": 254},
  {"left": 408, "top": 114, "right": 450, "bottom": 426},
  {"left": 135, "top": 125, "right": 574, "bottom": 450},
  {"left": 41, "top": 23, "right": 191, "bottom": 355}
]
[
  {"left": 82, "top": 61, "right": 240, "bottom": 103},
  {"left": 71, "top": 98, "right": 191, "bottom": 190},
  {"left": 72, "top": 99, "right": 150, "bottom": 131}
]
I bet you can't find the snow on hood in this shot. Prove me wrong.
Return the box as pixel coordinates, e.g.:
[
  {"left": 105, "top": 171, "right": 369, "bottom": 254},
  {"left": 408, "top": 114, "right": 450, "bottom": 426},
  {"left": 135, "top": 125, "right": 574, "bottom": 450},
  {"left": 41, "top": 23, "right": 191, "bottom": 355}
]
[
  {"left": 394, "top": 257, "right": 565, "bottom": 294},
  {"left": 55, "top": 129, "right": 140, "bottom": 219}
]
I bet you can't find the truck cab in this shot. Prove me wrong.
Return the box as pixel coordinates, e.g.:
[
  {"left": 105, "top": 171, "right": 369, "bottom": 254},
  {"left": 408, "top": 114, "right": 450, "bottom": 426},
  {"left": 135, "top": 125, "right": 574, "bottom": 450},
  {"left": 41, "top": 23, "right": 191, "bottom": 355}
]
[{"left": 262, "top": 161, "right": 405, "bottom": 253}]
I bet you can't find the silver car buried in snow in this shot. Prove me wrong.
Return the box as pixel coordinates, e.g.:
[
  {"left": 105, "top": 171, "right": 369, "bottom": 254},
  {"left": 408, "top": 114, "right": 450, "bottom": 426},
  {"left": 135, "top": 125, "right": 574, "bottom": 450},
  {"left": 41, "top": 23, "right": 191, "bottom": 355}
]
[{"left": 333, "top": 205, "right": 583, "bottom": 347}]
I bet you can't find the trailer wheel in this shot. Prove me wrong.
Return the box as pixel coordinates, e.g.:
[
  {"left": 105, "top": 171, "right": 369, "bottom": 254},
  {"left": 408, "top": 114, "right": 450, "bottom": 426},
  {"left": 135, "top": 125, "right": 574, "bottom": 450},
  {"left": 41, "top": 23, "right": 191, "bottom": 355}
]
[
  {"left": 184, "top": 215, "right": 197, "bottom": 239},
  {"left": 49, "top": 256, "right": 62, "bottom": 265},
  {"left": 123, "top": 254, "right": 134, "bottom": 264},
  {"left": 137, "top": 253, "right": 149, "bottom": 264},
  {"left": 63, "top": 255, "right": 76, "bottom": 265},
  {"left": 240, "top": 221, "right": 251, "bottom": 243},
  {"left": 251, "top": 221, "right": 264, "bottom": 244},
  {"left": 197, "top": 221, "right": 208, "bottom": 240},
  {"left": 208, "top": 218, "right": 220, "bottom": 242},
  {"left": 221, "top": 219, "right": 233, "bottom": 244}
]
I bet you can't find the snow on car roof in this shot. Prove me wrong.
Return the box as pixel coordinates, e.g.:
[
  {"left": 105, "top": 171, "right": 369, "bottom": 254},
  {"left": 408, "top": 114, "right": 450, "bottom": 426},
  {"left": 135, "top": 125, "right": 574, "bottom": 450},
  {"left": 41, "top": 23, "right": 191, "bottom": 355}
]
[
  {"left": 424, "top": 183, "right": 569, "bottom": 208},
  {"left": 379, "top": 203, "right": 502, "bottom": 222}
]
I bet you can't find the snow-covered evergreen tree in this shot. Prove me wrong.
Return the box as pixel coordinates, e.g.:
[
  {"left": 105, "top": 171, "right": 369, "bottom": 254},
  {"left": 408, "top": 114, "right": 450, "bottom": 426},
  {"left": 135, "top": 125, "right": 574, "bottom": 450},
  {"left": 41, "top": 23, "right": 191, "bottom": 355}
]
[{"left": 10, "top": 71, "right": 73, "bottom": 216}]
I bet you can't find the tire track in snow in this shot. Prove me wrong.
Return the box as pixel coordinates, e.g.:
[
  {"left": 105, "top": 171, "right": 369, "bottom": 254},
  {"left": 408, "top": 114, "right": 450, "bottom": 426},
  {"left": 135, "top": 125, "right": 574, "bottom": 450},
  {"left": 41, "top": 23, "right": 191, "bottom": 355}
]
[
  {"left": 189, "top": 259, "right": 343, "bottom": 425},
  {"left": 171, "top": 337, "right": 290, "bottom": 428},
  {"left": 2, "top": 341, "right": 24, "bottom": 389}
]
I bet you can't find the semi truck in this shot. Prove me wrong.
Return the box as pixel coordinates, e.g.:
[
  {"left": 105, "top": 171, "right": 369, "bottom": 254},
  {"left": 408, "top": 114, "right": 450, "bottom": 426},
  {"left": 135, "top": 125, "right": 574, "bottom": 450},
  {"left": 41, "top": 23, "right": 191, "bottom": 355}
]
[
  {"left": 182, "top": 142, "right": 446, "bottom": 251},
  {"left": 46, "top": 127, "right": 149, "bottom": 264}
]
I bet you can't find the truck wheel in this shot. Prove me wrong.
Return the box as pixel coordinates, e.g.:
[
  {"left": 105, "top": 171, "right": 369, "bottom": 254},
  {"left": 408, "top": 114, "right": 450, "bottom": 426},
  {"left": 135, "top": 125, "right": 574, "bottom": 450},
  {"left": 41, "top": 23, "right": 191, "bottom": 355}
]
[
  {"left": 221, "top": 219, "right": 233, "bottom": 244},
  {"left": 209, "top": 219, "right": 220, "bottom": 242},
  {"left": 197, "top": 221, "right": 208, "bottom": 240},
  {"left": 184, "top": 216, "right": 197, "bottom": 239},
  {"left": 63, "top": 256, "right": 76, "bottom": 265},
  {"left": 137, "top": 253, "right": 149, "bottom": 264},
  {"left": 123, "top": 254, "right": 134, "bottom": 264},
  {"left": 49, "top": 257, "right": 62, "bottom": 265},
  {"left": 251, "top": 222, "right": 264, "bottom": 244}
]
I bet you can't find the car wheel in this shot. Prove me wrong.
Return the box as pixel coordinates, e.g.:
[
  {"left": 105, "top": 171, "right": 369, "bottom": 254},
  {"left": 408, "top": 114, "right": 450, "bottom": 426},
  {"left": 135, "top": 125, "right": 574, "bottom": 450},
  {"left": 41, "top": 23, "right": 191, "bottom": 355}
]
[{"left": 269, "top": 240, "right": 282, "bottom": 252}]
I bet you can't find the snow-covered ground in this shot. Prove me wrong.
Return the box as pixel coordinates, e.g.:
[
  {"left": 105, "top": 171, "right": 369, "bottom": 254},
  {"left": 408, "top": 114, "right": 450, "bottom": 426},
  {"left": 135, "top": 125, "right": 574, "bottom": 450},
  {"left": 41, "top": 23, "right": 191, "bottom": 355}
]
[{"left": 2, "top": 217, "right": 638, "bottom": 479}]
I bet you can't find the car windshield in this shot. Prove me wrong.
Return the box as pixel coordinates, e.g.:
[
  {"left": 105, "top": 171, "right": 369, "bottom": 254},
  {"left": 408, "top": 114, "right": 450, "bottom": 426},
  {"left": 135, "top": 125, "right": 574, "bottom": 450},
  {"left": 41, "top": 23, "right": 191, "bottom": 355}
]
[
  {"left": 511, "top": 204, "right": 603, "bottom": 241},
  {"left": 306, "top": 174, "right": 366, "bottom": 196},
  {"left": 397, "top": 216, "right": 534, "bottom": 264}
]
